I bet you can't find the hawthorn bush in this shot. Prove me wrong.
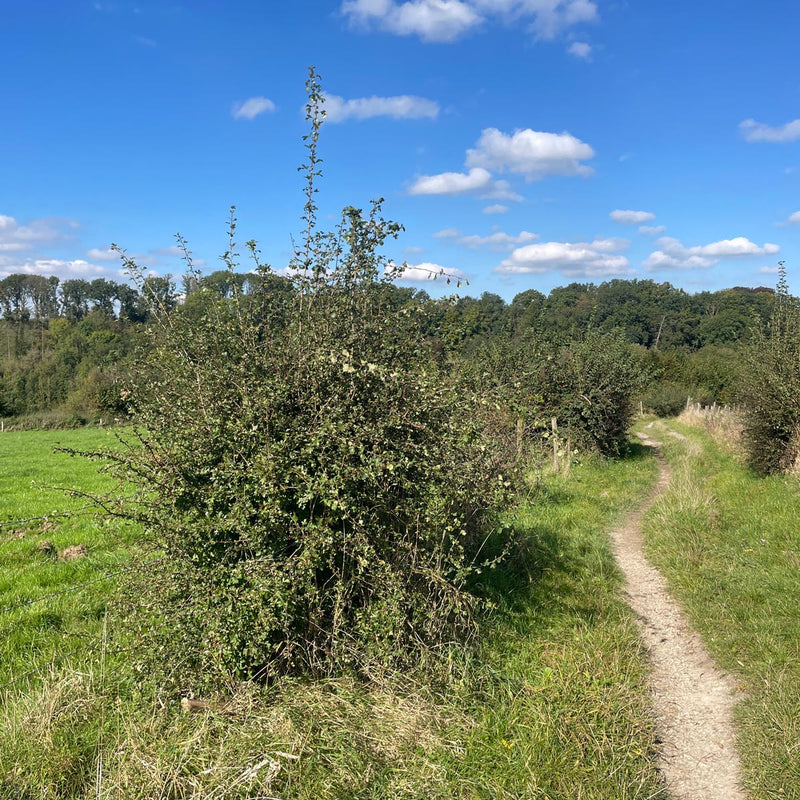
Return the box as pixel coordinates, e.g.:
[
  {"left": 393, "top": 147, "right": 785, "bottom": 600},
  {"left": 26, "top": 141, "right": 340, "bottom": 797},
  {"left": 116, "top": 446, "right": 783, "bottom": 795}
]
[{"left": 104, "top": 73, "right": 513, "bottom": 690}]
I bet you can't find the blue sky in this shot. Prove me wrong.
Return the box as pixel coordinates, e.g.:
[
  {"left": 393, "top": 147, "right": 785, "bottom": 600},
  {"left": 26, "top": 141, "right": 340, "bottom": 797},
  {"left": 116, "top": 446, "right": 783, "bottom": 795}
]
[{"left": 2, "top": 0, "right": 799, "bottom": 300}]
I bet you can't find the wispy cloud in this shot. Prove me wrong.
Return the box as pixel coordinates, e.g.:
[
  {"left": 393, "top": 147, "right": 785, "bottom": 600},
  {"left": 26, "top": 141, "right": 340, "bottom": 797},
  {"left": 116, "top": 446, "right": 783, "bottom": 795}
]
[
  {"left": 567, "top": 41, "right": 591, "bottom": 60},
  {"left": 0, "top": 215, "right": 79, "bottom": 251},
  {"left": 0, "top": 257, "right": 122, "bottom": 281},
  {"left": 778, "top": 210, "right": 800, "bottom": 226},
  {"left": 610, "top": 209, "right": 655, "bottom": 225},
  {"left": 435, "top": 227, "right": 538, "bottom": 250},
  {"left": 639, "top": 224, "right": 666, "bottom": 236},
  {"left": 232, "top": 96, "right": 276, "bottom": 121},
  {"left": 341, "top": 0, "right": 598, "bottom": 43},
  {"left": 86, "top": 247, "right": 119, "bottom": 262},
  {"left": 739, "top": 118, "right": 800, "bottom": 143},
  {"left": 322, "top": 93, "right": 439, "bottom": 122}
]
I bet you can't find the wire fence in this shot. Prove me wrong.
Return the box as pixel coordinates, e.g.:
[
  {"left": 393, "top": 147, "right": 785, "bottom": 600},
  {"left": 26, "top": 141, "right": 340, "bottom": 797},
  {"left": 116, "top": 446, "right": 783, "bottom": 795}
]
[
  {"left": 0, "top": 643, "right": 99, "bottom": 693},
  {"left": 0, "top": 558, "right": 162, "bottom": 617},
  {"left": 0, "top": 504, "right": 99, "bottom": 533},
  {"left": 0, "top": 550, "right": 166, "bottom": 695}
]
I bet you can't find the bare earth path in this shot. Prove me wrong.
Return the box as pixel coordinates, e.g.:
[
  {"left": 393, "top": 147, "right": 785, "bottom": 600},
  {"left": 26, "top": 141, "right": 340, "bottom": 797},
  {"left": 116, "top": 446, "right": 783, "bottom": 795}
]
[{"left": 609, "top": 433, "right": 746, "bottom": 799}]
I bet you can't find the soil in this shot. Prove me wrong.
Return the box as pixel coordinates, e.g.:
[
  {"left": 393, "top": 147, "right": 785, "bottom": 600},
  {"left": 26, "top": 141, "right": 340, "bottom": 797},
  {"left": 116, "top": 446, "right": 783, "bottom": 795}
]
[
  {"left": 59, "top": 543, "right": 88, "bottom": 561},
  {"left": 609, "top": 433, "right": 746, "bottom": 799}
]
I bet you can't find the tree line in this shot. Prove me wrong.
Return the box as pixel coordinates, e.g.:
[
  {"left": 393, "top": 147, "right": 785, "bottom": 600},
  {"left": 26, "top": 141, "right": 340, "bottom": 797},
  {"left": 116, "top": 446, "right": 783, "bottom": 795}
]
[{"left": 0, "top": 269, "right": 782, "bottom": 423}]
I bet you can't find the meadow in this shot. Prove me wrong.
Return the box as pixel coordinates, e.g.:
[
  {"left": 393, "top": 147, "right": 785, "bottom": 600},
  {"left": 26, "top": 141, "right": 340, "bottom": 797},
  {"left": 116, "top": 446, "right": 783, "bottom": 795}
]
[
  {"left": 0, "top": 428, "right": 137, "bottom": 689},
  {"left": 3, "top": 413, "right": 800, "bottom": 798},
  {"left": 0, "top": 426, "right": 667, "bottom": 799}
]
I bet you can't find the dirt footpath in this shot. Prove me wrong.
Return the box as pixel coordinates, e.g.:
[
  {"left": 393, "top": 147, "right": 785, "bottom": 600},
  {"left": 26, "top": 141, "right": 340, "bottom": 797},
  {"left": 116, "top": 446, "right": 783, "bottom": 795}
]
[{"left": 609, "top": 433, "right": 746, "bottom": 800}]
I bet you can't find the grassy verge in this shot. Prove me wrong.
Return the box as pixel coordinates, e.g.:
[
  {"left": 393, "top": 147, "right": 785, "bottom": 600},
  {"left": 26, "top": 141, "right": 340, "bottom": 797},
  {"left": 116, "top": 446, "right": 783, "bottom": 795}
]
[
  {"left": 1, "top": 431, "right": 665, "bottom": 799},
  {"left": 639, "top": 417, "right": 800, "bottom": 799}
]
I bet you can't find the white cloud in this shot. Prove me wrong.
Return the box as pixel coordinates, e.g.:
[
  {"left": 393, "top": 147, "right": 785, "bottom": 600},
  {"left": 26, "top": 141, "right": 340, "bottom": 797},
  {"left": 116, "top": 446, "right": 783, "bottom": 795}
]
[
  {"left": 496, "top": 237, "right": 630, "bottom": 277},
  {"left": 341, "top": 0, "right": 597, "bottom": 42},
  {"left": 342, "top": 0, "right": 481, "bottom": 42},
  {"left": 610, "top": 209, "right": 655, "bottom": 225},
  {"left": 644, "top": 236, "right": 780, "bottom": 271},
  {"left": 760, "top": 266, "right": 780, "bottom": 274},
  {"left": 643, "top": 251, "right": 716, "bottom": 271},
  {"left": 408, "top": 167, "right": 522, "bottom": 200},
  {"left": 232, "top": 96, "right": 276, "bottom": 121},
  {"left": 483, "top": 203, "right": 509, "bottom": 214},
  {"left": 568, "top": 41, "right": 591, "bottom": 60},
  {"left": 453, "top": 230, "right": 539, "bottom": 250},
  {"left": 433, "top": 227, "right": 461, "bottom": 238},
  {"left": 86, "top": 247, "right": 119, "bottom": 262},
  {"left": 409, "top": 167, "right": 492, "bottom": 195},
  {"left": 639, "top": 224, "right": 666, "bottom": 236},
  {"left": 469, "top": 0, "right": 598, "bottom": 38},
  {"left": 407, "top": 125, "right": 590, "bottom": 203},
  {"left": 481, "top": 179, "right": 524, "bottom": 201},
  {"left": 527, "top": 0, "right": 597, "bottom": 39},
  {"left": 394, "top": 261, "right": 467, "bottom": 281},
  {"left": 739, "top": 118, "right": 800, "bottom": 143},
  {"left": 323, "top": 93, "right": 439, "bottom": 122},
  {"left": 466, "top": 127, "right": 594, "bottom": 179},
  {"left": 146, "top": 246, "right": 206, "bottom": 268},
  {"left": 151, "top": 245, "right": 186, "bottom": 257},
  {"left": 403, "top": 245, "right": 424, "bottom": 255},
  {"left": 0, "top": 258, "right": 122, "bottom": 281},
  {"left": 699, "top": 238, "right": 779, "bottom": 257},
  {"left": 0, "top": 215, "right": 79, "bottom": 252},
  {"left": 428, "top": 227, "right": 540, "bottom": 250},
  {"left": 785, "top": 211, "right": 800, "bottom": 225}
]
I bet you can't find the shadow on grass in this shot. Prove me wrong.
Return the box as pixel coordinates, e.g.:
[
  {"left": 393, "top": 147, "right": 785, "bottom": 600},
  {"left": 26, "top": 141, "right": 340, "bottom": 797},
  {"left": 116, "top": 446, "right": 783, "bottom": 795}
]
[
  {"left": 617, "top": 437, "right": 654, "bottom": 464},
  {"left": 471, "top": 443, "right": 653, "bottom": 634}
]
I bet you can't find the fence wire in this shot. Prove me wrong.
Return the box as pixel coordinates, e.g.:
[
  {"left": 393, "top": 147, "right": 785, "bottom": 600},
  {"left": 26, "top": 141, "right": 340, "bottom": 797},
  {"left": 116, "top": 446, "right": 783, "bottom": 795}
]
[
  {"left": 0, "top": 558, "right": 163, "bottom": 617},
  {"left": 0, "top": 642, "right": 99, "bottom": 693}
]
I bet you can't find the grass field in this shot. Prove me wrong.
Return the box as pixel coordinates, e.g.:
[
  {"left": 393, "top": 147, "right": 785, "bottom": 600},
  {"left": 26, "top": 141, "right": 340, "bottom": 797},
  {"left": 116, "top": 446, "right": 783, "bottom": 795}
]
[
  {"left": 0, "top": 428, "right": 668, "bottom": 798},
  {"left": 640, "top": 416, "right": 800, "bottom": 799},
  {"left": 0, "top": 427, "right": 138, "bottom": 689}
]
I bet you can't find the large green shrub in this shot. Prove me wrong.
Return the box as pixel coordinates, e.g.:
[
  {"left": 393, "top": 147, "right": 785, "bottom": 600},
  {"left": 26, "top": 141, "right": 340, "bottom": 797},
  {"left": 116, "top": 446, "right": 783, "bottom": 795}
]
[
  {"left": 540, "top": 329, "right": 651, "bottom": 454},
  {"left": 453, "top": 329, "right": 649, "bottom": 462},
  {"left": 100, "top": 74, "right": 512, "bottom": 690},
  {"left": 641, "top": 382, "right": 689, "bottom": 418},
  {"left": 739, "top": 264, "right": 800, "bottom": 474}
]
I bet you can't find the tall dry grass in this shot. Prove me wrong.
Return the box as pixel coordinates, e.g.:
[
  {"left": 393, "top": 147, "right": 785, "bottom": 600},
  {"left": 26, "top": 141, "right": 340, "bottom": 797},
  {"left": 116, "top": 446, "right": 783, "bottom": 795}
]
[{"left": 678, "top": 402, "right": 745, "bottom": 459}]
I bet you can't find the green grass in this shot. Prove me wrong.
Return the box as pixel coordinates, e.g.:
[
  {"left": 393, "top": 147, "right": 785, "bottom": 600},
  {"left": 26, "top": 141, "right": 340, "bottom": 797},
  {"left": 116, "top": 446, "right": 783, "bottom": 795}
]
[
  {"left": 640, "top": 417, "right": 800, "bottom": 799},
  {"left": 0, "top": 427, "right": 138, "bottom": 689},
  {"left": 433, "top": 445, "right": 665, "bottom": 799},
  {"left": 0, "top": 433, "right": 667, "bottom": 799}
]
